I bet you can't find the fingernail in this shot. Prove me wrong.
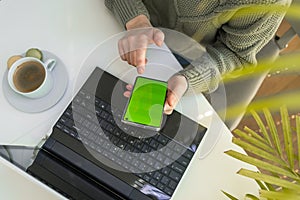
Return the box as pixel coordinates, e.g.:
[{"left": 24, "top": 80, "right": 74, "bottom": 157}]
[
  {"left": 126, "top": 84, "right": 133, "bottom": 90},
  {"left": 156, "top": 40, "right": 163, "bottom": 46},
  {"left": 137, "top": 67, "right": 144, "bottom": 74}
]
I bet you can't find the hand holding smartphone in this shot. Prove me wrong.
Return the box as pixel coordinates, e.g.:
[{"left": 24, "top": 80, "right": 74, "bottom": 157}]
[{"left": 122, "top": 77, "right": 168, "bottom": 131}]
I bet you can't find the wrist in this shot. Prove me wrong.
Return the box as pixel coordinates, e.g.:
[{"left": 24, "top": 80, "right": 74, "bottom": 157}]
[{"left": 126, "top": 15, "right": 152, "bottom": 30}]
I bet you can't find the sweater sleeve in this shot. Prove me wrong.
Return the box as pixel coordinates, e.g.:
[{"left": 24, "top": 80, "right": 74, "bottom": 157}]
[
  {"left": 178, "top": 2, "right": 290, "bottom": 94},
  {"left": 104, "top": 0, "right": 150, "bottom": 27}
]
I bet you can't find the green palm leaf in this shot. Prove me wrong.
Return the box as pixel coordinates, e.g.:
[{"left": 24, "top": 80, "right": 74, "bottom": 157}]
[
  {"left": 255, "top": 180, "right": 267, "bottom": 190},
  {"left": 259, "top": 189, "right": 300, "bottom": 200},
  {"left": 254, "top": 180, "right": 276, "bottom": 193},
  {"left": 226, "top": 150, "right": 299, "bottom": 180},
  {"left": 230, "top": 138, "right": 287, "bottom": 168},
  {"left": 263, "top": 108, "right": 282, "bottom": 158},
  {"left": 238, "top": 169, "right": 300, "bottom": 191},
  {"left": 233, "top": 129, "right": 275, "bottom": 154},
  {"left": 221, "top": 191, "right": 239, "bottom": 200},
  {"left": 223, "top": 105, "right": 300, "bottom": 199},
  {"left": 250, "top": 109, "right": 272, "bottom": 145},
  {"left": 245, "top": 194, "right": 260, "bottom": 200},
  {"left": 243, "top": 126, "right": 266, "bottom": 143},
  {"left": 297, "top": 116, "right": 300, "bottom": 170},
  {"left": 280, "top": 106, "right": 295, "bottom": 170}
]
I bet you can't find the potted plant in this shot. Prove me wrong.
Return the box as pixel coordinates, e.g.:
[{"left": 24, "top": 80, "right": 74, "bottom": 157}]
[{"left": 223, "top": 105, "right": 300, "bottom": 199}]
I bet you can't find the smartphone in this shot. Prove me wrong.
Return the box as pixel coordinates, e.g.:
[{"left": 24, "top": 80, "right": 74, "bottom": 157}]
[{"left": 122, "top": 76, "right": 168, "bottom": 131}]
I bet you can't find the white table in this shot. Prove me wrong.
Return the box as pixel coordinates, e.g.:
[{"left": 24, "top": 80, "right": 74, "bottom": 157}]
[
  {"left": 0, "top": 156, "right": 65, "bottom": 199},
  {"left": 0, "top": 0, "right": 122, "bottom": 146},
  {"left": 0, "top": 0, "right": 258, "bottom": 199}
]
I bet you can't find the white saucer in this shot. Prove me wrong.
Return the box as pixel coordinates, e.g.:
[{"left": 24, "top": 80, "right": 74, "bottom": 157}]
[{"left": 2, "top": 50, "right": 68, "bottom": 113}]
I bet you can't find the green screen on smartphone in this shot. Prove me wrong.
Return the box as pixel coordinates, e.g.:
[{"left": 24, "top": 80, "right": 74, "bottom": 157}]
[{"left": 123, "top": 77, "right": 168, "bottom": 129}]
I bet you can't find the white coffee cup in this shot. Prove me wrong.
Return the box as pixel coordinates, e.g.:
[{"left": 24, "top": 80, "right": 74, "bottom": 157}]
[{"left": 8, "top": 57, "right": 56, "bottom": 99}]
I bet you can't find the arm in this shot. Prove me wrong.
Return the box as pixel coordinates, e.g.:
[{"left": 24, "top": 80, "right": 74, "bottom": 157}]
[
  {"left": 105, "top": 0, "right": 150, "bottom": 28},
  {"left": 179, "top": 2, "right": 290, "bottom": 94},
  {"left": 105, "top": 0, "right": 164, "bottom": 73}
]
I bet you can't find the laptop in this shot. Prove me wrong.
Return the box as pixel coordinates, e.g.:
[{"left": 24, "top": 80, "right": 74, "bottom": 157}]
[{"left": 27, "top": 67, "right": 207, "bottom": 200}]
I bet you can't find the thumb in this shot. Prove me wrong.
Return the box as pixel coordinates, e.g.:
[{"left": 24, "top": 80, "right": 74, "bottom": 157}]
[
  {"left": 153, "top": 29, "right": 165, "bottom": 47},
  {"left": 164, "top": 75, "right": 188, "bottom": 115},
  {"left": 164, "top": 90, "right": 178, "bottom": 115}
]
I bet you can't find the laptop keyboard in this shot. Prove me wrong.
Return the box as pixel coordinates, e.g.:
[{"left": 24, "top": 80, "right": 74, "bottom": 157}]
[{"left": 54, "top": 89, "right": 194, "bottom": 197}]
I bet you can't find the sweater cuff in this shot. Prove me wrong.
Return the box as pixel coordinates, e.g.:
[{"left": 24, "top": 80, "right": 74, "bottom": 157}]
[
  {"left": 111, "top": 0, "right": 150, "bottom": 27},
  {"left": 177, "top": 53, "right": 220, "bottom": 94}
]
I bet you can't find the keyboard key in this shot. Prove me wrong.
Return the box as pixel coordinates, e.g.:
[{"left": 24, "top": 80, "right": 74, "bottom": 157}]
[
  {"left": 150, "top": 179, "right": 158, "bottom": 186},
  {"left": 124, "top": 154, "right": 134, "bottom": 163},
  {"left": 174, "top": 143, "right": 185, "bottom": 153},
  {"left": 139, "top": 154, "right": 149, "bottom": 163},
  {"left": 62, "top": 127, "right": 70, "bottom": 135},
  {"left": 82, "top": 138, "right": 90, "bottom": 146},
  {"left": 106, "top": 124, "right": 115, "bottom": 133},
  {"left": 98, "top": 101, "right": 107, "bottom": 110},
  {"left": 103, "top": 141, "right": 112, "bottom": 150},
  {"left": 161, "top": 167, "right": 171, "bottom": 176},
  {"left": 120, "top": 133, "right": 129, "bottom": 141},
  {"left": 143, "top": 174, "right": 151, "bottom": 182},
  {"left": 163, "top": 158, "right": 173, "bottom": 166},
  {"left": 157, "top": 134, "right": 169, "bottom": 145},
  {"left": 154, "top": 162, "right": 163, "bottom": 170},
  {"left": 89, "top": 142, "right": 96, "bottom": 150},
  {"left": 132, "top": 159, "right": 141, "bottom": 168},
  {"left": 96, "top": 146, "right": 103, "bottom": 153},
  {"left": 177, "top": 156, "right": 190, "bottom": 167},
  {"left": 169, "top": 171, "right": 181, "bottom": 182},
  {"left": 169, "top": 180, "right": 178, "bottom": 190},
  {"left": 141, "top": 144, "right": 151, "bottom": 153},
  {"left": 134, "top": 140, "right": 144, "bottom": 150},
  {"left": 124, "top": 145, "right": 134, "bottom": 152},
  {"left": 160, "top": 176, "right": 170, "bottom": 185},
  {"left": 156, "top": 183, "right": 165, "bottom": 191},
  {"left": 153, "top": 172, "right": 162, "bottom": 181},
  {"left": 138, "top": 163, "right": 147, "bottom": 171},
  {"left": 95, "top": 98, "right": 100, "bottom": 106},
  {"left": 171, "top": 162, "right": 185, "bottom": 174},
  {"left": 171, "top": 152, "right": 181, "bottom": 160},
  {"left": 107, "top": 115, "right": 115, "bottom": 124},
  {"left": 164, "top": 187, "right": 173, "bottom": 196},
  {"left": 164, "top": 147, "right": 173, "bottom": 157},
  {"left": 65, "top": 108, "right": 73, "bottom": 118},
  {"left": 183, "top": 150, "right": 194, "bottom": 159},
  {"left": 116, "top": 140, "right": 126, "bottom": 149},
  {"left": 109, "top": 146, "right": 119, "bottom": 154},
  {"left": 149, "top": 140, "right": 159, "bottom": 149},
  {"left": 105, "top": 104, "right": 111, "bottom": 113},
  {"left": 100, "top": 111, "right": 109, "bottom": 119},
  {"left": 156, "top": 153, "right": 166, "bottom": 162},
  {"left": 109, "top": 135, "right": 119, "bottom": 144},
  {"left": 146, "top": 157, "right": 155, "bottom": 166},
  {"left": 113, "top": 128, "right": 122, "bottom": 137},
  {"left": 55, "top": 122, "right": 63, "bottom": 130}
]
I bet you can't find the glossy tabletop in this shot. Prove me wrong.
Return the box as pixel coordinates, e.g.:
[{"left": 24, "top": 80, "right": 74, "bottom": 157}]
[{"left": 0, "top": 0, "right": 258, "bottom": 199}]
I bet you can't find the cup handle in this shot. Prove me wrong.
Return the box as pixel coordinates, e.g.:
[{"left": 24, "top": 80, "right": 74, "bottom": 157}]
[{"left": 44, "top": 59, "right": 56, "bottom": 71}]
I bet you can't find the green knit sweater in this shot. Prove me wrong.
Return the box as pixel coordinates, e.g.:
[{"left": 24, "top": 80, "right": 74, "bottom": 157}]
[{"left": 105, "top": 0, "right": 290, "bottom": 93}]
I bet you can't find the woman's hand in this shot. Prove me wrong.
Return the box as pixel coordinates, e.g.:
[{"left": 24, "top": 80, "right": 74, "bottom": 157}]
[
  {"left": 119, "top": 15, "right": 165, "bottom": 74},
  {"left": 124, "top": 75, "right": 188, "bottom": 115}
]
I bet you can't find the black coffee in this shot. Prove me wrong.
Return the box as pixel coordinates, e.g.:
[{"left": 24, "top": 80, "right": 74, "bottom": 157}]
[{"left": 13, "top": 61, "right": 46, "bottom": 93}]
